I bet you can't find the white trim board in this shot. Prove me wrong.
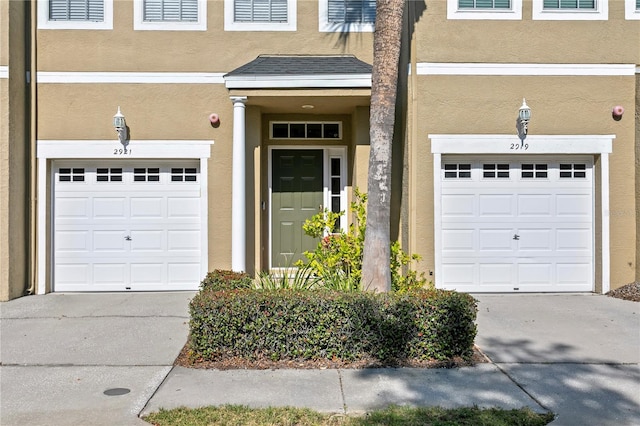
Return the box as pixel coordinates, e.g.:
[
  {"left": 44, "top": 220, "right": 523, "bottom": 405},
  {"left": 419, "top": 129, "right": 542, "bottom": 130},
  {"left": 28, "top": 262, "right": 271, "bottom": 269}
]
[
  {"left": 36, "top": 139, "right": 214, "bottom": 295},
  {"left": 225, "top": 74, "right": 372, "bottom": 89},
  {"left": 37, "top": 72, "right": 226, "bottom": 84},
  {"left": 0, "top": 66, "right": 7, "bottom": 79},
  {"left": 429, "top": 134, "right": 613, "bottom": 294},
  {"left": 417, "top": 63, "right": 636, "bottom": 76}
]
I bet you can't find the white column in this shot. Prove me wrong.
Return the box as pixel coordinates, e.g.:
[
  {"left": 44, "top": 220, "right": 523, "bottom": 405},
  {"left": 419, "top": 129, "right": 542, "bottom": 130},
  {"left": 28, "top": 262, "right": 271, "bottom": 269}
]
[
  {"left": 601, "top": 153, "right": 610, "bottom": 294},
  {"left": 231, "top": 96, "right": 247, "bottom": 272}
]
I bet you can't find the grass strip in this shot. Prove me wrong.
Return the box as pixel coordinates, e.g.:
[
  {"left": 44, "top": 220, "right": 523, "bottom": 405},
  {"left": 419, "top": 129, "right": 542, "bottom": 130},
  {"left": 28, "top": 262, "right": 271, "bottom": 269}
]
[{"left": 144, "top": 404, "right": 554, "bottom": 426}]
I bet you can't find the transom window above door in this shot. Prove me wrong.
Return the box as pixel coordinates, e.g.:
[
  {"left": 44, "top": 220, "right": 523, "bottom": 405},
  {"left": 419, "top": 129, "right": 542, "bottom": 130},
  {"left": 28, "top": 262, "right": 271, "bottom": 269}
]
[{"left": 270, "top": 122, "right": 342, "bottom": 140}]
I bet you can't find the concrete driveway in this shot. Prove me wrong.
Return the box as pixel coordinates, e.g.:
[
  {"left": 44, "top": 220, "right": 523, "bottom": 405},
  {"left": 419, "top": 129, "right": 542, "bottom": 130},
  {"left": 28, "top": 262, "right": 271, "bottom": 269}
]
[
  {"left": 474, "top": 294, "right": 640, "bottom": 425},
  {"left": 0, "top": 292, "right": 194, "bottom": 426},
  {"left": 1, "top": 292, "right": 638, "bottom": 426}
]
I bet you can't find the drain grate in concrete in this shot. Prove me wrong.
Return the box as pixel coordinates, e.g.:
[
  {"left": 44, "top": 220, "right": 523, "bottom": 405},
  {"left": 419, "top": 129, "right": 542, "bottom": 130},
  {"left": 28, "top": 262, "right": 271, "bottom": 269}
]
[{"left": 103, "top": 388, "right": 131, "bottom": 396}]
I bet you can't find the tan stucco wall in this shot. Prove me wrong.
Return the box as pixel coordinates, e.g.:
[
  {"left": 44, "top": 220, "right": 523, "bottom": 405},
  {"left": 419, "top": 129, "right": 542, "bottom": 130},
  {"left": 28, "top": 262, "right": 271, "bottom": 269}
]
[
  {"left": 636, "top": 74, "right": 640, "bottom": 284},
  {"left": 36, "top": 0, "right": 374, "bottom": 73},
  {"left": 415, "top": 2, "right": 640, "bottom": 64},
  {"left": 412, "top": 74, "right": 637, "bottom": 290},
  {"left": 0, "top": 0, "right": 29, "bottom": 301}
]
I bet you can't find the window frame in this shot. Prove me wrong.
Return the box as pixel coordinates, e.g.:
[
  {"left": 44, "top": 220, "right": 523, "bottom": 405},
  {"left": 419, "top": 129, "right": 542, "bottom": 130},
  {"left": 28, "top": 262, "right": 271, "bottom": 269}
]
[
  {"left": 134, "top": 0, "right": 207, "bottom": 31},
  {"left": 319, "top": 0, "right": 375, "bottom": 32},
  {"left": 224, "top": 0, "right": 297, "bottom": 31},
  {"left": 625, "top": 0, "right": 640, "bottom": 19},
  {"left": 38, "top": 0, "right": 113, "bottom": 30},
  {"left": 447, "top": 0, "right": 522, "bottom": 20},
  {"left": 532, "top": 0, "right": 608, "bottom": 20}
]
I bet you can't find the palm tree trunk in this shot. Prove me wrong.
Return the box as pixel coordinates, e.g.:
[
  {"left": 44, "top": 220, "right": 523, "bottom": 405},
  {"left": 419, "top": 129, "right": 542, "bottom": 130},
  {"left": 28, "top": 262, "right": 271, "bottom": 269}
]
[{"left": 361, "top": 0, "right": 405, "bottom": 292}]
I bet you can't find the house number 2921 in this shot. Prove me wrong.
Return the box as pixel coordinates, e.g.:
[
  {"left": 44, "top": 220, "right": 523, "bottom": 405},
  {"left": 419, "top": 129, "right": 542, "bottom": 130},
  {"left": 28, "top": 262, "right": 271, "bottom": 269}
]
[
  {"left": 113, "top": 148, "right": 131, "bottom": 155},
  {"left": 510, "top": 142, "right": 528, "bottom": 151}
]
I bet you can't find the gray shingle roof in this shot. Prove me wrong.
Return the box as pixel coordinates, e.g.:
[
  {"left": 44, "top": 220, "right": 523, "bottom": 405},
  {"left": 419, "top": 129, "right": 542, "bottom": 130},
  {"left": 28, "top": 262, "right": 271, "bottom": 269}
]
[{"left": 225, "top": 55, "right": 372, "bottom": 77}]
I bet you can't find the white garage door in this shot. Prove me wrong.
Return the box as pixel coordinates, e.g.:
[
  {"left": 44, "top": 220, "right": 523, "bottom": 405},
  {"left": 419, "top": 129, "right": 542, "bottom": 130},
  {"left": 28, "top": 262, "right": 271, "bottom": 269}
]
[
  {"left": 440, "top": 155, "right": 593, "bottom": 293},
  {"left": 53, "top": 161, "right": 203, "bottom": 292}
]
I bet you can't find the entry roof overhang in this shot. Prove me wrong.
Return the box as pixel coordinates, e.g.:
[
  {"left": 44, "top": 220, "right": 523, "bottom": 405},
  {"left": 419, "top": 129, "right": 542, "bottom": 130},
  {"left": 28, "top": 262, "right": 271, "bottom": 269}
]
[{"left": 224, "top": 55, "right": 372, "bottom": 89}]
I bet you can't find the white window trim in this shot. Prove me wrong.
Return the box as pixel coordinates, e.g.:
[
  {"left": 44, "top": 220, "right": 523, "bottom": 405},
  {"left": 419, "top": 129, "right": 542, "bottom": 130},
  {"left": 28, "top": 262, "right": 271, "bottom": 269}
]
[
  {"left": 532, "top": 0, "right": 608, "bottom": 20},
  {"left": 625, "top": 0, "right": 640, "bottom": 19},
  {"left": 430, "top": 134, "right": 614, "bottom": 294},
  {"left": 447, "top": 0, "right": 522, "bottom": 20},
  {"left": 267, "top": 145, "right": 347, "bottom": 270},
  {"left": 35, "top": 139, "right": 214, "bottom": 295},
  {"left": 133, "top": 0, "right": 207, "bottom": 31},
  {"left": 224, "top": 0, "right": 297, "bottom": 31},
  {"left": 38, "top": 0, "right": 113, "bottom": 30},
  {"left": 318, "top": 0, "right": 375, "bottom": 32}
]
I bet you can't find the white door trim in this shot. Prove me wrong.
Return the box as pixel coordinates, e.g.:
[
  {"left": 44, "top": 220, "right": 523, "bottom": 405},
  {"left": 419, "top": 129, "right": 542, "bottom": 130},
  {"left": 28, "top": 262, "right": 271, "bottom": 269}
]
[
  {"left": 267, "top": 145, "right": 347, "bottom": 270},
  {"left": 430, "top": 134, "right": 614, "bottom": 293},
  {"left": 36, "top": 139, "right": 214, "bottom": 294}
]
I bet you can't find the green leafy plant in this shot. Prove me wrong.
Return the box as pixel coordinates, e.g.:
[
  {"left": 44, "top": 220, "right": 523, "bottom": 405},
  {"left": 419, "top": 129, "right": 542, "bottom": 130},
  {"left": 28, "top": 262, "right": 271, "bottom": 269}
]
[
  {"left": 298, "top": 188, "right": 429, "bottom": 292},
  {"left": 187, "top": 288, "right": 478, "bottom": 363},
  {"left": 254, "top": 263, "right": 320, "bottom": 291}
]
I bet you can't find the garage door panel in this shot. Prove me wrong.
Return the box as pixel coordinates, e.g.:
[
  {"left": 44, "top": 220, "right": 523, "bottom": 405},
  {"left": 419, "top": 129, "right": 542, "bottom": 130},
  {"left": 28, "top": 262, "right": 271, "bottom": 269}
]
[
  {"left": 479, "top": 263, "right": 516, "bottom": 286},
  {"left": 167, "top": 197, "right": 200, "bottom": 218},
  {"left": 442, "top": 194, "right": 476, "bottom": 217},
  {"left": 130, "top": 230, "right": 164, "bottom": 251},
  {"left": 168, "top": 230, "right": 201, "bottom": 251},
  {"left": 93, "top": 264, "right": 127, "bottom": 285},
  {"left": 53, "top": 162, "right": 203, "bottom": 292},
  {"left": 93, "top": 198, "right": 127, "bottom": 218},
  {"left": 557, "top": 194, "right": 591, "bottom": 217},
  {"left": 93, "top": 231, "right": 128, "bottom": 251},
  {"left": 56, "top": 197, "right": 90, "bottom": 219},
  {"left": 130, "top": 197, "right": 164, "bottom": 218},
  {"left": 168, "top": 263, "right": 202, "bottom": 283},
  {"left": 130, "top": 264, "right": 164, "bottom": 284},
  {"left": 55, "top": 264, "right": 91, "bottom": 286},
  {"left": 442, "top": 229, "right": 475, "bottom": 252},
  {"left": 479, "top": 229, "right": 515, "bottom": 251},
  {"left": 440, "top": 156, "right": 593, "bottom": 292},
  {"left": 517, "top": 194, "right": 553, "bottom": 217},
  {"left": 478, "top": 194, "right": 514, "bottom": 217},
  {"left": 56, "top": 231, "right": 90, "bottom": 252}
]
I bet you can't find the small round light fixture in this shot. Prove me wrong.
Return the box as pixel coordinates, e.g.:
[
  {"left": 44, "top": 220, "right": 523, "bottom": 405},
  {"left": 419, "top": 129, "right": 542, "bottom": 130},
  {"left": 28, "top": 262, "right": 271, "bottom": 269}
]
[{"left": 301, "top": 104, "right": 315, "bottom": 109}]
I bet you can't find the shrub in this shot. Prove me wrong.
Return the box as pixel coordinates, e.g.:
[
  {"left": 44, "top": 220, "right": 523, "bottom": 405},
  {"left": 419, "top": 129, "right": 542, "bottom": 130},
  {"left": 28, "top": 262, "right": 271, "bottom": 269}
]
[
  {"left": 297, "top": 188, "right": 430, "bottom": 292},
  {"left": 188, "top": 288, "right": 477, "bottom": 363},
  {"left": 199, "top": 269, "right": 253, "bottom": 292}
]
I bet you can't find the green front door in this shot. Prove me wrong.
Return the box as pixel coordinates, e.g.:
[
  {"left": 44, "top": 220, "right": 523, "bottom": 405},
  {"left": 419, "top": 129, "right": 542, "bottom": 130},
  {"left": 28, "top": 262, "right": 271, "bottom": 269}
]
[{"left": 272, "top": 149, "right": 324, "bottom": 267}]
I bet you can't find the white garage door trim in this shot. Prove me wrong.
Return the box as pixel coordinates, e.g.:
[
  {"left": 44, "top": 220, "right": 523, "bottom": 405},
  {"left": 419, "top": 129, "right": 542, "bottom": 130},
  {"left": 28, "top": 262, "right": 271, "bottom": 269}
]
[
  {"left": 430, "top": 134, "right": 614, "bottom": 293},
  {"left": 36, "top": 140, "right": 214, "bottom": 294}
]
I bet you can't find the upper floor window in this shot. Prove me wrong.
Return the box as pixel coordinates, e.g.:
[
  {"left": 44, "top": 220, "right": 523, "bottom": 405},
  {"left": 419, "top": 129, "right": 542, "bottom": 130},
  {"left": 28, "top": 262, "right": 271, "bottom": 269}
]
[
  {"left": 625, "top": 0, "right": 640, "bottom": 19},
  {"left": 134, "top": 0, "right": 207, "bottom": 30},
  {"left": 319, "top": 0, "right": 376, "bottom": 32},
  {"left": 532, "top": 0, "right": 607, "bottom": 19},
  {"left": 38, "top": 0, "right": 113, "bottom": 29},
  {"left": 447, "top": 0, "right": 522, "bottom": 19},
  {"left": 225, "top": 0, "right": 297, "bottom": 31}
]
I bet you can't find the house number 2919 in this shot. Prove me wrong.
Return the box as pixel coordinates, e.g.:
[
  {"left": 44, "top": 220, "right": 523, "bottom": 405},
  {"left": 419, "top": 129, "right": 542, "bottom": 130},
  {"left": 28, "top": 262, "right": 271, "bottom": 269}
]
[
  {"left": 510, "top": 142, "right": 529, "bottom": 151},
  {"left": 113, "top": 148, "right": 131, "bottom": 155}
]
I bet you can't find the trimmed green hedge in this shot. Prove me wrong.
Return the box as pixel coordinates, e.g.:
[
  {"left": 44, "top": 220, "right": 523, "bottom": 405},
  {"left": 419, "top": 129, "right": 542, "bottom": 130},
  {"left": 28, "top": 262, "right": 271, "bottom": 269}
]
[{"left": 188, "top": 287, "right": 477, "bottom": 363}]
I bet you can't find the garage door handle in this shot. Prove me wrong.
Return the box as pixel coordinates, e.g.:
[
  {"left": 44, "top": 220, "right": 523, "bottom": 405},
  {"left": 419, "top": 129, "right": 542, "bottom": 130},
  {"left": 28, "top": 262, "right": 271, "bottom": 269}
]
[
  {"left": 513, "top": 234, "right": 520, "bottom": 240},
  {"left": 125, "top": 235, "right": 131, "bottom": 241}
]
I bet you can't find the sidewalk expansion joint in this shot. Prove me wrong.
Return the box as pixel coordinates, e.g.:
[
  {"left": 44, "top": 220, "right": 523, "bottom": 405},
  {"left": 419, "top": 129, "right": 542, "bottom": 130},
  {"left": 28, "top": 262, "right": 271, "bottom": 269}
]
[
  {"left": 337, "top": 369, "right": 348, "bottom": 414},
  {"left": 138, "top": 365, "right": 175, "bottom": 418}
]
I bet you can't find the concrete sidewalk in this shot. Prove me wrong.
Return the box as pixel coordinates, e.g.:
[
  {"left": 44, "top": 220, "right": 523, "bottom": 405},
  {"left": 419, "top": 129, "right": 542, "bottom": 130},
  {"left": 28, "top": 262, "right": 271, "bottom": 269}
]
[{"left": 1, "top": 292, "right": 639, "bottom": 426}]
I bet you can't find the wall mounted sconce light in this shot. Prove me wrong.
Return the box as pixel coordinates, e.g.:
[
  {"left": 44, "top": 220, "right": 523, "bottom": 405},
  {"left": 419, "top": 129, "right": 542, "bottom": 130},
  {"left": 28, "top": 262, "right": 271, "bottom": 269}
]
[
  {"left": 517, "top": 98, "right": 531, "bottom": 140},
  {"left": 113, "top": 106, "right": 129, "bottom": 146}
]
